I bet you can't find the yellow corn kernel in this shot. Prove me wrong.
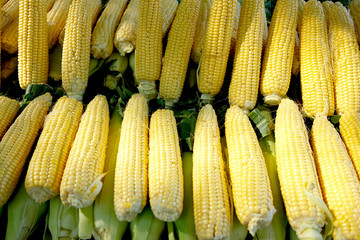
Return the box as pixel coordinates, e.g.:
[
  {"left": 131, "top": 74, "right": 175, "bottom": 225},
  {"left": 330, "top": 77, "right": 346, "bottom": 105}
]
[
  {"left": 228, "top": 0, "right": 265, "bottom": 111},
  {"left": 91, "top": 0, "right": 128, "bottom": 59},
  {"left": 114, "top": 94, "right": 149, "bottom": 221},
  {"left": 25, "top": 96, "right": 83, "bottom": 203},
  {"left": 1, "top": 18, "right": 18, "bottom": 54},
  {"left": 0, "top": 93, "right": 52, "bottom": 207},
  {"left": 311, "top": 116, "right": 360, "bottom": 239},
  {"left": 349, "top": 0, "right": 360, "bottom": 44},
  {"left": 193, "top": 104, "right": 231, "bottom": 239},
  {"left": 60, "top": 95, "right": 110, "bottom": 208},
  {"left": 225, "top": 105, "right": 275, "bottom": 236},
  {"left": 159, "top": 0, "right": 201, "bottom": 105},
  {"left": 0, "top": 96, "right": 19, "bottom": 139},
  {"left": 47, "top": 0, "right": 71, "bottom": 49},
  {"left": 260, "top": 0, "right": 298, "bottom": 106},
  {"left": 297, "top": 0, "right": 306, "bottom": 33},
  {"left": 149, "top": 109, "right": 183, "bottom": 222},
  {"left": 1, "top": 0, "right": 18, "bottom": 31}
]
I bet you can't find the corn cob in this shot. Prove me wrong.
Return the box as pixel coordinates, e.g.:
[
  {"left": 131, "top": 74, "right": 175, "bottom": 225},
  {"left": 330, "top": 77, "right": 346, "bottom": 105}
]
[
  {"left": 60, "top": 95, "right": 109, "bottom": 208},
  {"left": 47, "top": 0, "right": 71, "bottom": 49},
  {"left": 114, "top": 94, "right": 149, "bottom": 221},
  {"left": 0, "top": 96, "right": 19, "bottom": 140},
  {"left": 297, "top": 0, "right": 306, "bottom": 33},
  {"left": 230, "top": 2, "right": 241, "bottom": 55},
  {"left": 311, "top": 116, "right": 360, "bottom": 239},
  {"left": 61, "top": 0, "right": 102, "bottom": 101},
  {"left": 193, "top": 104, "right": 231, "bottom": 239},
  {"left": 0, "top": 93, "right": 52, "bottom": 208},
  {"left": 197, "top": 0, "right": 237, "bottom": 101},
  {"left": 91, "top": 0, "right": 128, "bottom": 59},
  {"left": 190, "top": 0, "right": 213, "bottom": 64},
  {"left": 1, "top": 56, "right": 18, "bottom": 81},
  {"left": 225, "top": 105, "right": 275, "bottom": 236},
  {"left": 324, "top": 1, "right": 360, "bottom": 114},
  {"left": 275, "top": 98, "right": 331, "bottom": 239},
  {"left": 228, "top": 0, "right": 265, "bottom": 111},
  {"left": 1, "top": 0, "right": 18, "bottom": 31},
  {"left": 149, "top": 109, "right": 183, "bottom": 222},
  {"left": 114, "top": 0, "right": 177, "bottom": 56},
  {"left": 350, "top": 0, "right": 360, "bottom": 44},
  {"left": 339, "top": 111, "right": 360, "bottom": 179},
  {"left": 159, "top": 0, "right": 201, "bottom": 105},
  {"left": 25, "top": 96, "right": 83, "bottom": 203},
  {"left": 300, "top": 0, "right": 334, "bottom": 117},
  {"left": 260, "top": 0, "right": 298, "bottom": 106}
]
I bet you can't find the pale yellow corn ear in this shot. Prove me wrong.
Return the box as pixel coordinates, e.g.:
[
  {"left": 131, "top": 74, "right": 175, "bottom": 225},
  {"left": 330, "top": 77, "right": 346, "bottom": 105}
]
[
  {"left": 324, "top": 1, "right": 360, "bottom": 114},
  {"left": 18, "top": 0, "right": 51, "bottom": 89},
  {"left": 275, "top": 98, "right": 331, "bottom": 239},
  {"left": 114, "top": 93, "right": 149, "bottom": 222},
  {"left": 350, "top": 0, "right": 360, "bottom": 43},
  {"left": 1, "top": 18, "right": 18, "bottom": 54},
  {"left": 197, "top": 0, "right": 237, "bottom": 100},
  {"left": 1, "top": 0, "right": 8, "bottom": 6},
  {"left": 25, "top": 96, "right": 83, "bottom": 203},
  {"left": 300, "top": 0, "right": 334, "bottom": 117},
  {"left": 228, "top": 0, "right": 265, "bottom": 112},
  {"left": 0, "top": 96, "right": 19, "bottom": 139},
  {"left": 230, "top": 1, "right": 241, "bottom": 55},
  {"left": 311, "top": 116, "right": 360, "bottom": 239},
  {"left": 260, "top": 0, "right": 298, "bottom": 106},
  {"left": 0, "top": 93, "right": 52, "bottom": 208},
  {"left": 91, "top": 0, "right": 128, "bottom": 59},
  {"left": 159, "top": 0, "right": 201, "bottom": 105},
  {"left": 1, "top": 0, "right": 18, "bottom": 31},
  {"left": 1, "top": 56, "right": 17, "bottom": 80},
  {"left": 340, "top": 111, "right": 360, "bottom": 179},
  {"left": 297, "top": 0, "right": 306, "bottom": 33},
  {"left": 47, "top": 0, "right": 71, "bottom": 49},
  {"left": 292, "top": 31, "right": 300, "bottom": 76},
  {"left": 149, "top": 109, "right": 183, "bottom": 222},
  {"left": 193, "top": 104, "right": 231, "bottom": 239},
  {"left": 61, "top": 0, "right": 102, "bottom": 101},
  {"left": 60, "top": 95, "right": 110, "bottom": 208},
  {"left": 225, "top": 105, "right": 275, "bottom": 236},
  {"left": 190, "top": 0, "right": 213, "bottom": 64}
]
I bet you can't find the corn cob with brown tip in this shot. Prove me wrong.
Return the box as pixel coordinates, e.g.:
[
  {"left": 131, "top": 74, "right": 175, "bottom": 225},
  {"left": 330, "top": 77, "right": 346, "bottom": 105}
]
[
  {"left": 300, "top": 0, "right": 334, "bottom": 117},
  {"left": 91, "top": 0, "right": 128, "bottom": 59},
  {"left": 275, "top": 98, "right": 330, "bottom": 240},
  {"left": 114, "top": 94, "right": 149, "bottom": 221},
  {"left": 197, "top": 0, "right": 237, "bottom": 101},
  {"left": 47, "top": 0, "right": 71, "bottom": 49},
  {"left": 61, "top": 0, "right": 102, "bottom": 101},
  {"left": 225, "top": 105, "right": 275, "bottom": 236},
  {"left": 0, "top": 96, "right": 19, "bottom": 139},
  {"left": 0, "top": 93, "right": 52, "bottom": 208},
  {"left": 159, "top": 0, "right": 201, "bottom": 106},
  {"left": 60, "top": 95, "right": 109, "bottom": 208},
  {"left": 193, "top": 104, "right": 231, "bottom": 239},
  {"left": 228, "top": 0, "right": 265, "bottom": 112},
  {"left": 230, "top": 2, "right": 241, "bottom": 55},
  {"left": 1, "top": 0, "right": 18, "bottom": 31},
  {"left": 350, "top": 0, "right": 360, "bottom": 44},
  {"left": 311, "top": 116, "right": 360, "bottom": 239},
  {"left": 260, "top": 0, "right": 298, "bottom": 106},
  {"left": 25, "top": 96, "right": 83, "bottom": 203},
  {"left": 149, "top": 109, "right": 183, "bottom": 222}
]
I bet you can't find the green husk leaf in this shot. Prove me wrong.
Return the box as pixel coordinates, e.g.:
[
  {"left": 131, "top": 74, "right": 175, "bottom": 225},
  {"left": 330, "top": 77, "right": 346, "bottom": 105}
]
[
  {"left": 289, "top": 226, "right": 299, "bottom": 240},
  {"left": 231, "top": 214, "right": 248, "bottom": 240},
  {"left": 78, "top": 205, "right": 93, "bottom": 239},
  {"left": 0, "top": 207, "right": 3, "bottom": 217},
  {"left": 89, "top": 58, "right": 106, "bottom": 77},
  {"left": 130, "top": 206, "right": 165, "bottom": 240},
  {"left": 167, "top": 222, "right": 176, "bottom": 240},
  {"left": 105, "top": 52, "right": 128, "bottom": 74}
]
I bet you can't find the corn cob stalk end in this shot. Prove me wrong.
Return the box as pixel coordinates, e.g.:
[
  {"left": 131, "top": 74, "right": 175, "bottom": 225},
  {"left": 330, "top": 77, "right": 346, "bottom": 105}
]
[{"left": 264, "top": 94, "right": 282, "bottom": 106}]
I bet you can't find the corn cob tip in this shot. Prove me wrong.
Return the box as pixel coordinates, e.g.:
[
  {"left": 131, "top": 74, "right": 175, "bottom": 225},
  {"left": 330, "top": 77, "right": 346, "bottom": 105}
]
[
  {"left": 298, "top": 228, "right": 324, "bottom": 240},
  {"left": 200, "top": 93, "right": 215, "bottom": 105},
  {"left": 67, "top": 92, "right": 85, "bottom": 102},
  {"left": 264, "top": 94, "right": 282, "bottom": 106},
  {"left": 26, "top": 187, "right": 56, "bottom": 203},
  {"left": 248, "top": 205, "right": 276, "bottom": 236},
  {"left": 137, "top": 80, "right": 157, "bottom": 101}
]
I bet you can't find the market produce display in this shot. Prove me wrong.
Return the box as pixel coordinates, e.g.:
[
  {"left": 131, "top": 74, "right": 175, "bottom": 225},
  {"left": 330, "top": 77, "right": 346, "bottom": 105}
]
[{"left": 0, "top": 0, "right": 360, "bottom": 239}]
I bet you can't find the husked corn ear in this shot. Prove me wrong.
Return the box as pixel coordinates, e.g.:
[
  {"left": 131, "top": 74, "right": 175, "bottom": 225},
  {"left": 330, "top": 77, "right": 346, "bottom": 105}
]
[
  {"left": 275, "top": 98, "right": 329, "bottom": 239},
  {"left": 114, "top": 94, "right": 149, "bottom": 221},
  {"left": 228, "top": 0, "right": 265, "bottom": 111},
  {"left": 340, "top": 111, "right": 360, "bottom": 178},
  {"left": 300, "top": 0, "right": 334, "bottom": 117},
  {"left": 1, "top": 56, "right": 18, "bottom": 80},
  {"left": 0, "top": 93, "right": 52, "bottom": 208},
  {"left": 47, "top": 0, "right": 71, "bottom": 49},
  {"left": 197, "top": 0, "right": 237, "bottom": 99},
  {"left": 292, "top": 31, "right": 300, "bottom": 76},
  {"left": 1, "top": 19, "right": 18, "bottom": 54},
  {"left": 190, "top": 0, "right": 213, "bottom": 64},
  {"left": 159, "top": 0, "right": 201, "bottom": 104},
  {"left": 18, "top": 0, "right": 50, "bottom": 89},
  {"left": 193, "top": 104, "right": 231, "bottom": 239},
  {"left": 60, "top": 95, "right": 110, "bottom": 208},
  {"left": 0, "top": 96, "right": 19, "bottom": 139},
  {"left": 91, "top": 0, "right": 128, "bottom": 59},
  {"left": 297, "top": 0, "right": 306, "bottom": 33},
  {"left": 61, "top": 0, "right": 102, "bottom": 101},
  {"left": 225, "top": 105, "right": 275, "bottom": 236},
  {"left": 149, "top": 109, "right": 183, "bottom": 222},
  {"left": 325, "top": 1, "right": 360, "bottom": 114},
  {"left": 25, "top": 96, "right": 83, "bottom": 203},
  {"left": 230, "top": 2, "right": 241, "bottom": 55},
  {"left": 311, "top": 116, "right": 360, "bottom": 239},
  {"left": 350, "top": 0, "right": 360, "bottom": 43},
  {"left": 260, "top": 0, "right": 298, "bottom": 106},
  {"left": 1, "top": 0, "right": 18, "bottom": 31}
]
